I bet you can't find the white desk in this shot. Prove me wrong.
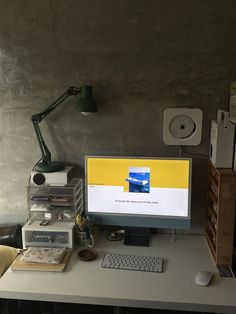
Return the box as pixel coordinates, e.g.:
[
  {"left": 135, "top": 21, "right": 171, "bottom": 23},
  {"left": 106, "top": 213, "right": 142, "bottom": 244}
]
[{"left": 0, "top": 234, "right": 235, "bottom": 314}]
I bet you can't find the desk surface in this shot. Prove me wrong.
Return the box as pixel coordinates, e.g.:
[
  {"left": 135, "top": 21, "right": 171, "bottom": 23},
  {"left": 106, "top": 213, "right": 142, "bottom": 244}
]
[{"left": 0, "top": 233, "right": 235, "bottom": 314}]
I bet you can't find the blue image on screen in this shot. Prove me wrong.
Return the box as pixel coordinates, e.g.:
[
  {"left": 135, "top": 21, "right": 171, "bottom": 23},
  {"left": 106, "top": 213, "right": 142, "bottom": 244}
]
[{"left": 125, "top": 167, "right": 150, "bottom": 193}]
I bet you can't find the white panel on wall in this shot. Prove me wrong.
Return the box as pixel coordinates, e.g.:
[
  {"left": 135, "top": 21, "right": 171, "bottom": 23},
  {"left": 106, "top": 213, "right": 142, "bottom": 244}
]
[{"left": 163, "top": 108, "right": 203, "bottom": 146}]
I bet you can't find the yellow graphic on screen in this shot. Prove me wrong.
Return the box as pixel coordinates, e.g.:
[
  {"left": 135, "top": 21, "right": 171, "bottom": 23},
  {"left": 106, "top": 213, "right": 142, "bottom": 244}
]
[{"left": 87, "top": 158, "right": 190, "bottom": 190}]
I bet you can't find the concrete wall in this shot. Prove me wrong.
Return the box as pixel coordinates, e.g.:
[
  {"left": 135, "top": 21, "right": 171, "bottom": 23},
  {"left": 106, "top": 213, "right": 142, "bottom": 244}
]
[{"left": 0, "top": 0, "right": 235, "bottom": 231}]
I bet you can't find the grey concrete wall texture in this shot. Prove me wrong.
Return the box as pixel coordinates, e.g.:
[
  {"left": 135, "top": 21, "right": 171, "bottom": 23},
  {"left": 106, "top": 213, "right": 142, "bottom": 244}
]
[{"left": 0, "top": 0, "right": 235, "bottom": 232}]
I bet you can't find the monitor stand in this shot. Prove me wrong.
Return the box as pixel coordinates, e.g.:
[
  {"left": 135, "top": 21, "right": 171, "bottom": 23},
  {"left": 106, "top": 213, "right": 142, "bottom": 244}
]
[{"left": 123, "top": 227, "right": 150, "bottom": 247}]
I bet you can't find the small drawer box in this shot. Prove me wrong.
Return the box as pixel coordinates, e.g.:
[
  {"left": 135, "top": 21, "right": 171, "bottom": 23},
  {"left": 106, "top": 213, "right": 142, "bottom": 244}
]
[{"left": 22, "top": 220, "right": 74, "bottom": 249}]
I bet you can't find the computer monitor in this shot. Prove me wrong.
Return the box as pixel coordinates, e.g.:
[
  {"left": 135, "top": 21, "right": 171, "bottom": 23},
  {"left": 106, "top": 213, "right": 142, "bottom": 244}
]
[{"left": 85, "top": 156, "right": 192, "bottom": 246}]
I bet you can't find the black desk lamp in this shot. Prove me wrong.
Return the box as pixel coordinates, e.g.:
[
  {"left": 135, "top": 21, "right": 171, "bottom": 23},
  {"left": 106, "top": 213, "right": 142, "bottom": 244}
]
[{"left": 31, "top": 85, "right": 97, "bottom": 173}]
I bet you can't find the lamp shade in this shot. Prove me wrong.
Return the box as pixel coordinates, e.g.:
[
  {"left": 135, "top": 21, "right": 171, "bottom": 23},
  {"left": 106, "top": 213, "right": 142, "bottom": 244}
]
[{"left": 77, "top": 85, "right": 97, "bottom": 113}]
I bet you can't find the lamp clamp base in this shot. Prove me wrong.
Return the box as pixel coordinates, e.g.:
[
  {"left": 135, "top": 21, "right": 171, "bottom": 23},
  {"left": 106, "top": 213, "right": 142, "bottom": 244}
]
[{"left": 34, "top": 161, "right": 65, "bottom": 173}]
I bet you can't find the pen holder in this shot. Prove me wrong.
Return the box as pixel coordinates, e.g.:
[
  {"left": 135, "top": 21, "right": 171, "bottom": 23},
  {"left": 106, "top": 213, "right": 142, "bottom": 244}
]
[{"left": 75, "top": 229, "right": 93, "bottom": 248}]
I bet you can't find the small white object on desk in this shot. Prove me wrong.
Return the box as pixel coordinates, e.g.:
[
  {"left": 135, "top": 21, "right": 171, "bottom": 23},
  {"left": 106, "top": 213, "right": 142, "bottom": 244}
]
[{"left": 195, "top": 271, "right": 213, "bottom": 286}]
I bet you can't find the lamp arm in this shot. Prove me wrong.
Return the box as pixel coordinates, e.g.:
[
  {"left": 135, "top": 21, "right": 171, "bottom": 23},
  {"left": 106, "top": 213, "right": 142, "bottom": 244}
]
[
  {"left": 32, "top": 122, "right": 51, "bottom": 164},
  {"left": 31, "top": 87, "right": 82, "bottom": 123},
  {"left": 31, "top": 86, "right": 82, "bottom": 165}
]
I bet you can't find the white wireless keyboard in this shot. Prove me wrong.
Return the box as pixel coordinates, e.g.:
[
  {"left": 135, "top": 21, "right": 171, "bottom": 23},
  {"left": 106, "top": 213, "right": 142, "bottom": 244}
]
[{"left": 101, "top": 253, "right": 163, "bottom": 273}]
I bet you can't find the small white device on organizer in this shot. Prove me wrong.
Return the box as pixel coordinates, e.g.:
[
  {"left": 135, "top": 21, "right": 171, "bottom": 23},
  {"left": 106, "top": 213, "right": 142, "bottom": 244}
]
[{"left": 30, "top": 166, "right": 74, "bottom": 186}]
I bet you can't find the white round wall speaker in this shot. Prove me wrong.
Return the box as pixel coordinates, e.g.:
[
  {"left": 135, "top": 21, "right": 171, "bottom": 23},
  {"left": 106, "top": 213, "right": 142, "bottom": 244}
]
[{"left": 163, "top": 108, "right": 203, "bottom": 145}]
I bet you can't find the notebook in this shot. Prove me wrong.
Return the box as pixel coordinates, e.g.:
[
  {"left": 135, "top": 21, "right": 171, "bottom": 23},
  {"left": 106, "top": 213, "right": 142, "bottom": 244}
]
[{"left": 21, "top": 247, "right": 67, "bottom": 264}]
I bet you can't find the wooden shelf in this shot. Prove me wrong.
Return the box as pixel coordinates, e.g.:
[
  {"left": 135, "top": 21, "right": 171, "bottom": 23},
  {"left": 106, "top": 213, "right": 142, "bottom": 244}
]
[
  {"left": 205, "top": 161, "right": 236, "bottom": 267},
  {"left": 208, "top": 188, "right": 217, "bottom": 201},
  {"left": 206, "top": 220, "right": 216, "bottom": 237},
  {"left": 207, "top": 205, "right": 217, "bottom": 224},
  {"left": 206, "top": 230, "right": 216, "bottom": 259}
]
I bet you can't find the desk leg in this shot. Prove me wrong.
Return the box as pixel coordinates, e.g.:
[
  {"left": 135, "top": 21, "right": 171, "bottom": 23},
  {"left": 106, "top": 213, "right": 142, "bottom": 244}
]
[
  {"left": 5, "top": 299, "right": 18, "bottom": 314},
  {"left": 113, "top": 306, "right": 135, "bottom": 314}
]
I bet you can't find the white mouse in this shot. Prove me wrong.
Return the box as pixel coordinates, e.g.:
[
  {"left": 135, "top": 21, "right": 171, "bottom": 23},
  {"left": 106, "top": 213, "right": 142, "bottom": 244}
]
[{"left": 195, "top": 271, "right": 213, "bottom": 286}]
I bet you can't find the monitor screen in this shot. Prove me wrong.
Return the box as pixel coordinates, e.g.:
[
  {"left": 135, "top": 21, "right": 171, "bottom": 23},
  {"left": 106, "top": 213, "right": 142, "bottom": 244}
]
[{"left": 85, "top": 156, "right": 192, "bottom": 230}]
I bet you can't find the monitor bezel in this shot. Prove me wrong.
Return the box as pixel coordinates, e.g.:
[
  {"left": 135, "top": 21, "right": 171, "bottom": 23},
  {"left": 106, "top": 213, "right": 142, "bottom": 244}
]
[{"left": 84, "top": 155, "right": 192, "bottom": 230}]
